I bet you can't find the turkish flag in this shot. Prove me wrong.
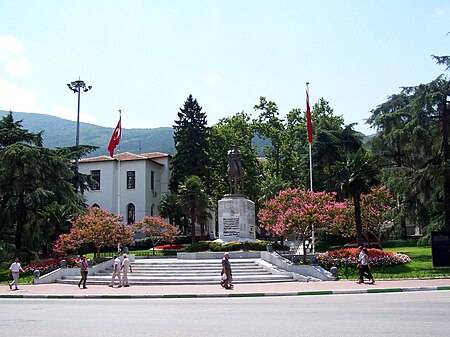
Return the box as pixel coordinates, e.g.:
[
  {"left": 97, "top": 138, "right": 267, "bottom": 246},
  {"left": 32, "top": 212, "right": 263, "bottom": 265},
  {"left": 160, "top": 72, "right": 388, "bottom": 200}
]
[
  {"left": 108, "top": 116, "right": 122, "bottom": 157},
  {"left": 306, "top": 90, "right": 313, "bottom": 143}
]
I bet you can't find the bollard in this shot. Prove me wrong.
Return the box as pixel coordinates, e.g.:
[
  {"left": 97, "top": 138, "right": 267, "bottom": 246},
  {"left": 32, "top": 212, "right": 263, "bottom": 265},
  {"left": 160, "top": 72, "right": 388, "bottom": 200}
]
[
  {"left": 330, "top": 266, "right": 339, "bottom": 280},
  {"left": 266, "top": 243, "right": 273, "bottom": 252},
  {"left": 33, "top": 269, "right": 40, "bottom": 279},
  {"left": 87, "top": 258, "right": 92, "bottom": 267},
  {"left": 60, "top": 259, "right": 67, "bottom": 269}
]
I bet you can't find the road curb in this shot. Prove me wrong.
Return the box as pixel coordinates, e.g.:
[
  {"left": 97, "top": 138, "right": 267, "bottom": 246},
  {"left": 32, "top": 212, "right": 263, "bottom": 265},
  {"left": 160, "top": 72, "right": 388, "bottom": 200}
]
[{"left": 1, "top": 286, "right": 449, "bottom": 299}]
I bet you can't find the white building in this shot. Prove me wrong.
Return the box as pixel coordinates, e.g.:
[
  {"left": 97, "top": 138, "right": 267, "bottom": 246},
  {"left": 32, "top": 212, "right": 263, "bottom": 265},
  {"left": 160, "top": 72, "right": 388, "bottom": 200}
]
[{"left": 78, "top": 152, "right": 171, "bottom": 223}]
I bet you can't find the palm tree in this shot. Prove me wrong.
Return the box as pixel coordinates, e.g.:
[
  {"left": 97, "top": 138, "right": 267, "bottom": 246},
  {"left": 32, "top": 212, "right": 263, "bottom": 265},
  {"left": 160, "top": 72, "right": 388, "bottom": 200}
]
[
  {"left": 178, "top": 176, "right": 210, "bottom": 244},
  {"left": 332, "top": 148, "right": 379, "bottom": 246}
]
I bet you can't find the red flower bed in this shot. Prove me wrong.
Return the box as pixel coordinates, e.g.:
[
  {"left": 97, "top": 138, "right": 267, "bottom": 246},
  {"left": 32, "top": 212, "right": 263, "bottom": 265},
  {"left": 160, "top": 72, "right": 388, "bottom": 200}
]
[
  {"left": 317, "top": 248, "right": 410, "bottom": 269},
  {"left": 23, "top": 257, "right": 81, "bottom": 274},
  {"left": 154, "top": 244, "right": 184, "bottom": 250}
]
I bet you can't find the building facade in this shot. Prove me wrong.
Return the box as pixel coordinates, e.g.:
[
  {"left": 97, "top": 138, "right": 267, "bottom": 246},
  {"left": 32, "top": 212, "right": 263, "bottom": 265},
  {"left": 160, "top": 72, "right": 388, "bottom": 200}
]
[{"left": 78, "top": 152, "right": 171, "bottom": 223}]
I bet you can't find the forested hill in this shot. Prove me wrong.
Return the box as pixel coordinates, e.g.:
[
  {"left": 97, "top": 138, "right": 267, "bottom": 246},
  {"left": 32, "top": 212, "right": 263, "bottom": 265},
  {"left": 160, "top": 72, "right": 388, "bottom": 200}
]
[
  {"left": 1, "top": 110, "right": 373, "bottom": 158},
  {"left": 0, "top": 110, "right": 176, "bottom": 157}
]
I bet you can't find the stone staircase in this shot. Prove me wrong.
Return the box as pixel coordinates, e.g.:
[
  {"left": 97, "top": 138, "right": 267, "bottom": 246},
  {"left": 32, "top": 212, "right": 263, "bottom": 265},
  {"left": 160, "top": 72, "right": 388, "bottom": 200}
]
[{"left": 56, "top": 258, "right": 296, "bottom": 285}]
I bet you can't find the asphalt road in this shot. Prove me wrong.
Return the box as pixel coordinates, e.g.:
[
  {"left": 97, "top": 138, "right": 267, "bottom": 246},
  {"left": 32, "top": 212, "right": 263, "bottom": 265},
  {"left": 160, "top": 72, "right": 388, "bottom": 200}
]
[{"left": 0, "top": 291, "right": 449, "bottom": 337}]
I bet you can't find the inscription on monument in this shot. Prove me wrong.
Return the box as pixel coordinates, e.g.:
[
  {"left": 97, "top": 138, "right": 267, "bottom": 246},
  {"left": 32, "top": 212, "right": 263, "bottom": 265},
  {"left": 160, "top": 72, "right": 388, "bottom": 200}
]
[{"left": 223, "top": 217, "right": 240, "bottom": 237}]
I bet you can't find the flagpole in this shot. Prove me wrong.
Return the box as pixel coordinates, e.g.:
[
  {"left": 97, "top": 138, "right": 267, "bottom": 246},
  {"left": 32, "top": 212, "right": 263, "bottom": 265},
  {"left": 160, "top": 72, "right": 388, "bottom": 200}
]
[
  {"left": 306, "top": 82, "right": 315, "bottom": 254},
  {"left": 117, "top": 110, "right": 122, "bottom": 218}
]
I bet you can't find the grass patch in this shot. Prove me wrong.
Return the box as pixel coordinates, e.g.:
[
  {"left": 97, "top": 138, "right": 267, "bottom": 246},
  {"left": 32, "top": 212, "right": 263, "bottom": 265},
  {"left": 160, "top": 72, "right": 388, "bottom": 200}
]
[
  {"left": 336, "top": 246, "right": 450, "bottom": 280},
  {"left": 0, "top": 269, "right": 34, "bottom": 285}
]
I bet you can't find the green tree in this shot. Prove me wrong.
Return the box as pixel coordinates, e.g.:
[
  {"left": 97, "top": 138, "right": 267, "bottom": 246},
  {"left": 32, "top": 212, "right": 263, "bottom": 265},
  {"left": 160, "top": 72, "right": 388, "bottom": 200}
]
[
  {"left": 178, "top": 175, "right": 210, "bottom": 243},
  {"left": 310, "top": 99, "right": 363, "bottom": 192},
  {"left": 331, "top": 148, "right": 379, "bottom": 246},
  {"left": 208, "top": 112, "right": 262, "bottom": 203},
  {"left": 367, "top": 62, "right": 450, "bottom": 238},
  {"left": 0, "top": 143, "right": 83, "bottom": 252},
  {"left": 170, "top": 95, "right": 209, "bottom": 192},
  {"left": 0, "top": 111, "right": 43, "bottom": 147},
  {"left": 254, "top": 97, "right": 285, "bottom": 177}
]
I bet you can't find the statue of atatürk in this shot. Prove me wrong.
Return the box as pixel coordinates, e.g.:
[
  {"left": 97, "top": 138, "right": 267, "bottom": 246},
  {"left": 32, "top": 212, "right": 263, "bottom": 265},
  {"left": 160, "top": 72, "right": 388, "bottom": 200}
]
[{"left": 227, "top": 144, "right": 245, "bottom": 194}]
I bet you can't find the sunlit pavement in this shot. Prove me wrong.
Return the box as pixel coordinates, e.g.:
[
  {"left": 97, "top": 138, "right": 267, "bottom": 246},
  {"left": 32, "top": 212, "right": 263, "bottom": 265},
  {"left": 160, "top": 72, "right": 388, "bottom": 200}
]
[{"left": 1, "top": 278, "right": 450, "bottom": 298}]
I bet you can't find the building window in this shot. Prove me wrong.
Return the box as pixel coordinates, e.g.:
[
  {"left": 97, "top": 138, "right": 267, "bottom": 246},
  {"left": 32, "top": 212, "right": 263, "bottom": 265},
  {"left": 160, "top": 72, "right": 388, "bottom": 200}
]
[
  {"left": 151, "top": 170, "right": 155, "bottom": 191},
  {"left": 127, "top": 203, "right": 135, "bottom": 224},
  {"left": 91, "top": 170, "right": 100, "bottom": 190},
  {"left": 151, "top": 203, "right": 155, "bottom": 217},
  {"left": 127, "top": 171, "right": 135, "bottom": 189}
]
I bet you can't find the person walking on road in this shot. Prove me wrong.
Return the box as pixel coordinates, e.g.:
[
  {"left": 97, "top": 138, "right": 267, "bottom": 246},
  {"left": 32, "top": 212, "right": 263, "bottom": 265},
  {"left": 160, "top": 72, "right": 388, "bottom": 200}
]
[
  {"left": 78, "top": 255, "right": 89, "bottom": 289},
  {"left": 121, "top": 254, "right": 132, "bottom": 287},
  {"left": 8, "top": 257, "right": 24, "bottom": 291},
  {"left": 109, "top": 255, "right": 122, "bottom": 288},
  {"left": 221, "top": 253, "right": 233, "bottom": 289},
  {"left": 357, "top": 246, "right": 375, "bottom": 284}
]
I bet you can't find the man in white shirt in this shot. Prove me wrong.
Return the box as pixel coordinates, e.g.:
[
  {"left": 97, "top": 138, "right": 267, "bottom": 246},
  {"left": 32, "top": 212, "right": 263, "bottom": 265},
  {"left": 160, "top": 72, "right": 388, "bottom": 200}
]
[
  {"left": 9, "top": 257, "right": 25, "bottom": 291},
  {"left": 109, "top": 255, "right": 122, "bottom": 288},
  {"left": 121, "top": 254, "right": 132, "bottom": 287}
]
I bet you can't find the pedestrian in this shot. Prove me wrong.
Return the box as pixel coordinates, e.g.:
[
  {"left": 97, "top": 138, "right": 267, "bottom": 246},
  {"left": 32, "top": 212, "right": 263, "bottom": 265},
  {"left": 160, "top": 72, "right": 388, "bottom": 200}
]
[
  {"left": 8, "top": 257, "right": 25, "bottom": 291},
  {"left": 121, "top": 254, "right": 132, "bottom": 287},
  {"left": 109, "top": 255, "right": 122, "bottom": 288},
  {"left": 357, "top": 246, "right": 375, "bottom": 284},
  {"left": 221, "top": 252, "right": 233, "bottom": 289},
  {"left": 78, "top": 255, "right": 89, "bottom": 289}
]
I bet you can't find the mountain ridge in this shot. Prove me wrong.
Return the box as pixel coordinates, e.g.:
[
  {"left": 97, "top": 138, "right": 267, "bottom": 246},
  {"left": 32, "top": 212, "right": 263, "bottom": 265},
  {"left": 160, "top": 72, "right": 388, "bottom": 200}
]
[{"left": 0, "top": 110, "right": 176, "bottom": 157}]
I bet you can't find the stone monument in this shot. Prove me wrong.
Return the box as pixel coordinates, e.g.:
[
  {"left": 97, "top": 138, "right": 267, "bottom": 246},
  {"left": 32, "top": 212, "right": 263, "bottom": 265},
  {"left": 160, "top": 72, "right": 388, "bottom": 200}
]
[{"left": 217, "top": 145, "right": 257, "bottom": 243}]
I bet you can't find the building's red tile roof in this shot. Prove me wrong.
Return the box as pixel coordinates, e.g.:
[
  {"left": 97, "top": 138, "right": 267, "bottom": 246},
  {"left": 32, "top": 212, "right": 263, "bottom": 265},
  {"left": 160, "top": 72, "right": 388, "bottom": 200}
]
[{"left": 79, "top": 152, "right": 170, "bottom": 163}]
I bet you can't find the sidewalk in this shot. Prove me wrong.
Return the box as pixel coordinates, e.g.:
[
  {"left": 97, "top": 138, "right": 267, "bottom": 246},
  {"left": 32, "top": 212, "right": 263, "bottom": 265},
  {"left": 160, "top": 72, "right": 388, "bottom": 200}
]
[{"left": 2, "top": 278, "right": 450, "bottom": 299}]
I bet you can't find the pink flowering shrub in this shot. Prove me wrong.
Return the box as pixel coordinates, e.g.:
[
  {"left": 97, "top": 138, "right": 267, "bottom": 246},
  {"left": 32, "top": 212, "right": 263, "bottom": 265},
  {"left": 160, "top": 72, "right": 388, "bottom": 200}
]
[
  {"left": 317, "top": 248, "right": 411, "bottom": 269},
  {"left": 53, "top": 207, "right": 134, "bottom": 257},
  {"left": 131, "top": 216, "right": 179, "bottom": 255},
  {"left": 259, "top": 188, "right": 350, "bottom": 261}
]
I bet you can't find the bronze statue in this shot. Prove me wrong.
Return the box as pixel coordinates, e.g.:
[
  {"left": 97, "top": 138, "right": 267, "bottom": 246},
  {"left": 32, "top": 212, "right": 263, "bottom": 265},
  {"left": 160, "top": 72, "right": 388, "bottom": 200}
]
[{"left": 227, "top": 144, "right": 245, "bottom": 194}]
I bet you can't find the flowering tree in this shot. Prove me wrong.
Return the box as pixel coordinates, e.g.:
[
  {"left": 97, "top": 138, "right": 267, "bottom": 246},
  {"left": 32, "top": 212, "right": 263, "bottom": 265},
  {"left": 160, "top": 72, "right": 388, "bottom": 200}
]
[
  {"left": 53, "top": 207, "right": 134, "bottom": 258},
  {"left": 132, "top": 216, "right": 179, "bottom": 255},
  {"left": 258, "top": 188, "right": 349, "bottom": 261},
  {"left": 328, "top": 186, "right": 395, "bottom": 247}
]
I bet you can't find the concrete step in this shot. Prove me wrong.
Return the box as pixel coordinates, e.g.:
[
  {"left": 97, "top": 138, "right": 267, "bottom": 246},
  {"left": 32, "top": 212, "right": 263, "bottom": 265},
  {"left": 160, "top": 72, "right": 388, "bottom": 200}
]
[{"left": 57, "top": 258, "right": 295, "bottom": 285}]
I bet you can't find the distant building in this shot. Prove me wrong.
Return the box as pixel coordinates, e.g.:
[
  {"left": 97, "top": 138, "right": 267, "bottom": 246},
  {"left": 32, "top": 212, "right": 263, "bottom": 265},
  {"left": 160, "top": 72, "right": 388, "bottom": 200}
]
[{"left": 78, "top": 152, "right": 171, "bottom": 224}]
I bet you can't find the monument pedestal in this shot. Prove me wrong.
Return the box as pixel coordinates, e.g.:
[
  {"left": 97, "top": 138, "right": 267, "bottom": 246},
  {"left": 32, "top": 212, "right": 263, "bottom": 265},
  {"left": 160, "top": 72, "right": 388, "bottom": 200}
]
[{"left": 217, "top": 195, "right": 257, "bottom": 243}]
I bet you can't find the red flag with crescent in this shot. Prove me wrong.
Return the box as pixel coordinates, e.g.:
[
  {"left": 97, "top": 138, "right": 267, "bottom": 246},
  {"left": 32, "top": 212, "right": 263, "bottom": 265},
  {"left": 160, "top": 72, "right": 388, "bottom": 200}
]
[
  {"left": 306, "top": 89, "right": 313, "bottom": 143},
  {"left": 108, "top": 116, "right": 122, "bottom": 157}
]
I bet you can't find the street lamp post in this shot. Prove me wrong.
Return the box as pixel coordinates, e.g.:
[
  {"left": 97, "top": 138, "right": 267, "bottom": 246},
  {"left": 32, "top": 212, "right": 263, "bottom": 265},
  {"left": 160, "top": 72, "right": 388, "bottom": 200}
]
[{"left": 67, "top": 78, "right": 92, "bottom": 163}]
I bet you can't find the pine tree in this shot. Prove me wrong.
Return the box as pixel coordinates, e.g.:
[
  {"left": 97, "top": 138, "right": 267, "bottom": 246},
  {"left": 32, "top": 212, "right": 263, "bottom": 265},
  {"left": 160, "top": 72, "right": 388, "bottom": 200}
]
[{"left": 170, "top": 95, "right": 209, "bottom": 192}]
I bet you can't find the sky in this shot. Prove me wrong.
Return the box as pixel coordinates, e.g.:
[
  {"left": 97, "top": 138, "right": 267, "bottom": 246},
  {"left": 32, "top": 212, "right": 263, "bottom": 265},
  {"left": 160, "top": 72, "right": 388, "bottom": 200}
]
[{"left": 0, "top": 1, "right": 449, "bottom": 135}]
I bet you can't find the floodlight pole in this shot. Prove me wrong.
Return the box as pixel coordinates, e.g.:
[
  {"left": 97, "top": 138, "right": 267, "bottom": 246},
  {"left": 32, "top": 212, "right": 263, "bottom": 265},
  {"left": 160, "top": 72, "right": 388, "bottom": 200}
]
[{"left": 67, "top": 78, "right": 92, "bottom": 168}]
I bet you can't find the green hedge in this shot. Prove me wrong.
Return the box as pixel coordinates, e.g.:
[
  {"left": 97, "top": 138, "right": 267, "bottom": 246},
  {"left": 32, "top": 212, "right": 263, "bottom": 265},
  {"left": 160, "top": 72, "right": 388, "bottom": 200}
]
[{"left": 185, "top": 240, "right": 288, "bottom": 252}]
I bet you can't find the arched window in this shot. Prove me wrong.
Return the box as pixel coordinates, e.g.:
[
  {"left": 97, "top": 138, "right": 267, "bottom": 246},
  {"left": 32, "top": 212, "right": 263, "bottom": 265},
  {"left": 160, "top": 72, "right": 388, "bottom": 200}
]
[
  {"left": 92, "top": 203, "right": 100, "bottom": 208},
  {"left": 127, "top": 203, "right": 135, "bottom": 224}
]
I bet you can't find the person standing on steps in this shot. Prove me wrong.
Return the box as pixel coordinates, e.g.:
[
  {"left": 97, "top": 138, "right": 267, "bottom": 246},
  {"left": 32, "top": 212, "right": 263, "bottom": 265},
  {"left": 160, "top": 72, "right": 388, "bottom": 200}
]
[
  {"left": 357, "top": 246, "right": 375, "bottom": 284},
  {"left": 121, "top": 254, "right": 132, "bottom": 287},
  {"left": 221, "top": 253, "right": 233, "bottom": 289},
  {"left": 8, "top": 257, "right": 24, "bottom": 291},
  {"left": 78, "top": 255, "right": 89, "bottom": 289},
  {"left": 109, "top": 255, "right": 122, "bottom": 288}
]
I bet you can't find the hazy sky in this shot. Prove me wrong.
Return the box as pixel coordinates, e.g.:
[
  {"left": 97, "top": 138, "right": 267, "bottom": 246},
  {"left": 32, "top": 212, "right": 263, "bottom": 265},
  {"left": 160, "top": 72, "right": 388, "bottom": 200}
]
[{"left": 0, "top": 0, "right": 449, "bottom": 135}]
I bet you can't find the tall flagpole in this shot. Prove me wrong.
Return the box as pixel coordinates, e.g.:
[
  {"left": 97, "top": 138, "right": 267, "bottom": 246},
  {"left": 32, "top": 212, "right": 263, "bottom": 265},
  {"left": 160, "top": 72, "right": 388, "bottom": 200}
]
[
  {"left": 117, "top": 110, "right": 122, "bottom": 218},
  {"left": 306, "top": 82, "right": 315, "bottom": 254}
]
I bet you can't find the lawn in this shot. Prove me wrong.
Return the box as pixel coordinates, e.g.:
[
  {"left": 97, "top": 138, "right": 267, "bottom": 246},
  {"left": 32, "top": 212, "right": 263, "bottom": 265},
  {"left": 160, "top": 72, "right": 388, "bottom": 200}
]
[{"left": 336, "top": 246, "right": 450, "bottom": 280}]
